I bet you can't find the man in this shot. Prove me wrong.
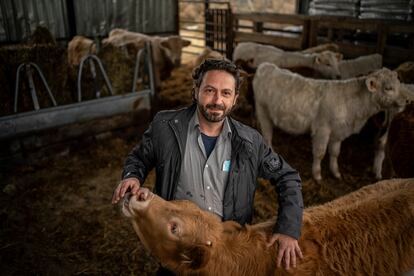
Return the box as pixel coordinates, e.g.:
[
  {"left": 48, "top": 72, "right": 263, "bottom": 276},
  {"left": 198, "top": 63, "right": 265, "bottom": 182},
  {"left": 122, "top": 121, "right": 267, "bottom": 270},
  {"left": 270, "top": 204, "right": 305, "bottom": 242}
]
[{"left": 112, "top": 59, "right": 304, "bottom": 272}]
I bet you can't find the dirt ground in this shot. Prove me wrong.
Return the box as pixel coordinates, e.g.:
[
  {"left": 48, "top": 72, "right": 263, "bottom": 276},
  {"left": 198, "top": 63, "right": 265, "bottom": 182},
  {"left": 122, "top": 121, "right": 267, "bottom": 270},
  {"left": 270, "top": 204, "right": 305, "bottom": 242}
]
[{"left": 0, "top": 64, "right": 387, "bottom": 275}]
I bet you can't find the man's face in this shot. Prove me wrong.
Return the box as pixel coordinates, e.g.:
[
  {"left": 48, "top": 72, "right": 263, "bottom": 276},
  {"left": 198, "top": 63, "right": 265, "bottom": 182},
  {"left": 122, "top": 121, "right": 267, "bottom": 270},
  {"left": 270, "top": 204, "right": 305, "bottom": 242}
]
[{"left": 195, "top": 70, "right": 238, "bottom": 123}]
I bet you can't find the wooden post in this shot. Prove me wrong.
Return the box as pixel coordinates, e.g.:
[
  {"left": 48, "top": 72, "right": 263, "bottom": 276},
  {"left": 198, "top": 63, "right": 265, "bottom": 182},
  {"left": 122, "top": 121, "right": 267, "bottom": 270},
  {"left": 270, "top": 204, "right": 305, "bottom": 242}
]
[
  {"left": 174, "top": 0, "right": 179, "bottom": 35},
  {"left": 253, "top": 22, "right": 263, "bottom": 33},
  {"left": 65, "top": 0, "right": 77, "bottom": 40},
  {"left": 301, "top": 19, "right": 310, "bottom": 49},
  {"left": 205, "top": 6, "right": 213, "bottom": 49},
  {"left": 327, "top": 27, "right": 333, "bottom": 41},
  {"left": 309, "top": 18, "right": 318, "bottom": 47},
  {"left": 376, "top": 23, "right": 387, "bottom": 56},
  {"left": 226, "top": 9, "right": 234, "bottom": 60}
]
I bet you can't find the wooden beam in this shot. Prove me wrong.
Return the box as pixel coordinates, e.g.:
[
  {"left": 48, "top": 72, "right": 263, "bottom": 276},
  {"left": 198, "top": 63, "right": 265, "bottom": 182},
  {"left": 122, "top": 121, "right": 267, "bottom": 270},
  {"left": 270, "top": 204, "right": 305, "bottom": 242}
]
[
  {"left": 234, "top": 31, "right": 303, "bottom": 50},
  {"left": 234, "top": 13, "right": 308, "bottom": 25}
]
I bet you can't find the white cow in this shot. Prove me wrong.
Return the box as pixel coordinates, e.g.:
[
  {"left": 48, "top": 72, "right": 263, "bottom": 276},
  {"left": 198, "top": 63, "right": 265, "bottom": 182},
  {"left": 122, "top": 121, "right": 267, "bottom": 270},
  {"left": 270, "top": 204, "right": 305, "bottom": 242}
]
[
  {"left": 301, "top": 43, "right": 339, "bottom": 54},
  {"left": 233, "top": 42, "right": 342, "bottom": 79},
  {"left": 339, "top": 54, "right": 383, "bottom": 79},
  {"left": 253, "top": 63, "right": 414, "bottom": 181}
]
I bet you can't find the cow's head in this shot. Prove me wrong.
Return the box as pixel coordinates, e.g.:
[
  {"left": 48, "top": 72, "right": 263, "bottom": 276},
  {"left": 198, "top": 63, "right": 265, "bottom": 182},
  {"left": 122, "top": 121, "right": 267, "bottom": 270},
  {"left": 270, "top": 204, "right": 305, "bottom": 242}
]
[
  {"left": 159, "top": 36, "right": 191, "bottom": 68},
  {"left": 313, "top": 50, "right": 342, "bottom": 79},
  {"left": 122, "top": 188, "right": 224, "bottom": 273},
  {"left": 365, "top": 68, "right": 411, "bottom": 110}
]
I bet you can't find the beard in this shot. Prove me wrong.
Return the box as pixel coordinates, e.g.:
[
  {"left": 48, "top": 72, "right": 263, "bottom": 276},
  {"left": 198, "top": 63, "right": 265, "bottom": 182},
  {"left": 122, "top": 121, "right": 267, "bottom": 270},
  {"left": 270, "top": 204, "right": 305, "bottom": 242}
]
[{"left": 198, "top": 102, "right": 233, "bottom": 122}]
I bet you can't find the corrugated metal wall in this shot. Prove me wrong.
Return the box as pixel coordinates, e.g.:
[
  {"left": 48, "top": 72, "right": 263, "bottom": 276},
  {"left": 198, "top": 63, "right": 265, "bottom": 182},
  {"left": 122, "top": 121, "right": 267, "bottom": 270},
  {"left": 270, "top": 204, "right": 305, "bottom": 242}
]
[
  {"left": 0, "top": 0, "right": 68, "bottom": 42},
  {"left": 0, "top": 0, "right": 177, "bottom": 43}
]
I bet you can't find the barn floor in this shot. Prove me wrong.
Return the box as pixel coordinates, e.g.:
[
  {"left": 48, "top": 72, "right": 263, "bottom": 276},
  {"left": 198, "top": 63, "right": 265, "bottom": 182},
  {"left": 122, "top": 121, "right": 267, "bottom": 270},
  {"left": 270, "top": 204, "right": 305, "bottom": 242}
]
[{"left": 0, "top": 64, "right": 384, "bottom": 275}]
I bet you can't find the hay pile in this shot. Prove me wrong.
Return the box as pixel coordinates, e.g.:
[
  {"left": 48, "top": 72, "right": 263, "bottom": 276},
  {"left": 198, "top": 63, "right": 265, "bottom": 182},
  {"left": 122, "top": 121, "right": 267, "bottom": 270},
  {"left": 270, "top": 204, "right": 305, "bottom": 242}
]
[
  {"left": 97, "top": 43, "right": 137, "bottom": 95},
  {"left": 0, "top": 44, "right": 70, "bottom": 116},
  {"left": 158, "top": 63, "right": 194, "bottom": 109},
  {"left": 0, "top": 26, "right": 72, "bottom": 116}
]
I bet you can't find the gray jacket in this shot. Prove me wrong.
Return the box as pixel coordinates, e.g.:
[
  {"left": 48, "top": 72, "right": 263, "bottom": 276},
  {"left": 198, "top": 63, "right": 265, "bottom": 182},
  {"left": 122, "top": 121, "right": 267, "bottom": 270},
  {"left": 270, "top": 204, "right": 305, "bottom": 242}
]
[{"left": 122, "top": 104, "right": 304, "bottom": 239}]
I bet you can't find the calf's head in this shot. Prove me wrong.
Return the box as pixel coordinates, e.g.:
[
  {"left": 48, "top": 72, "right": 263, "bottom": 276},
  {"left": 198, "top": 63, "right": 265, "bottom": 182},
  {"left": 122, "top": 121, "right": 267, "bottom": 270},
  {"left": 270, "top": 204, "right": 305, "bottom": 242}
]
[
  {"left": 122, "top": 189, "right": 222, "bottom": 272},
  {"left": 159, "top": 36, "right": 191, "bottom": 68},
  {"left": 313, "top": 50, "right": 342, "bottom": 79},
  {"left": 365, "top": 68, "right": 409, "bottom": 109}
]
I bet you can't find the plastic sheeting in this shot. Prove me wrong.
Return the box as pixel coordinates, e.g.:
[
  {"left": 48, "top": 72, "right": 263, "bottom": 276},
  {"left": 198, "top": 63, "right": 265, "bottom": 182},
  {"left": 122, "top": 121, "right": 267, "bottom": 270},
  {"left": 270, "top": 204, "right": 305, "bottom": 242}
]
[
  {"left": 309, "top": 0, "right": 359, "bottom": 17},
  {"left": 308, "top": 0, "right": 413, "bottom": 20},
  {"left": 0, "top": 0, "right": 177, "bottom": 43},
  {"left": 360, "top": 0, "right": 413, "bottom": 20}
]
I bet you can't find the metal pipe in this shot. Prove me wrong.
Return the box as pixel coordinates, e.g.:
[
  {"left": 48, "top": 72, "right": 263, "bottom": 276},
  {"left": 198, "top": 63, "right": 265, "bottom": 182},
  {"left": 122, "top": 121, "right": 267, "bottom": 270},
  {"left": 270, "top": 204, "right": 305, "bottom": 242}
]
[
  {"left": 132, "top": 48, "right": 145, "bottom": 93},
  {"left": 77, "top": 54, "right": 113, "bottom": 102},
  {"left": 14, "top": 62, "right": 57, "bottom": 113},
  {"left": 26, "top": 64, "right": 40, "bottom": 111},
  {"left": 29, "top": 63, "right": 57, "bottom": 107},
  {"left": 145, "top": 41, "right": 156, "bottom": 97},
  {"left": 14, "top": 63, "right": 25, "bottom": 113}
]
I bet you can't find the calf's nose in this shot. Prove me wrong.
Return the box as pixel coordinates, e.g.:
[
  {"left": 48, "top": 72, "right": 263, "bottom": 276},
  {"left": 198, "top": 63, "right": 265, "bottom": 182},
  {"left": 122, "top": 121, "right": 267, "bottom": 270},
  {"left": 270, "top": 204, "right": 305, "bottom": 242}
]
[{"left": 135, "top": 187, "right": 152, "bottom": 202}]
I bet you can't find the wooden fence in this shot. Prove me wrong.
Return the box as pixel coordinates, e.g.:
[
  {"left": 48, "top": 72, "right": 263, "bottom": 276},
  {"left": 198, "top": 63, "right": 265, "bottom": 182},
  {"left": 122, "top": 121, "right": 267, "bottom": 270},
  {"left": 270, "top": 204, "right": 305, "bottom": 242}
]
[{"left": 211, "top": 12, "right": 414, "bottom": 66}]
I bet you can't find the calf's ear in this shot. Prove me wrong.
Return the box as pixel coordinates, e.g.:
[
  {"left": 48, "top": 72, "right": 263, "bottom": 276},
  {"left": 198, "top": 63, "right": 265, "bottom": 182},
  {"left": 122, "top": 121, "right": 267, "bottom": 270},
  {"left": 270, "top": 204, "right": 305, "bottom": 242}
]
[
  {"left": 335, "top": 52, "right": 343, "bottom": 61},
  {"left": 160, "top": 39, "right": 172, "bottom": 50},
  {"left": 183, "top": 244, "right": 211, "bottom": 270},
  {"left": 181, "top": 39, "right": 191, "bottom": 47},
  {"left": 366, "top": 77, "right": 378, "bottom": 93},
  {"left": 223, "top": 220, "right": 243, "bottom": 233}
]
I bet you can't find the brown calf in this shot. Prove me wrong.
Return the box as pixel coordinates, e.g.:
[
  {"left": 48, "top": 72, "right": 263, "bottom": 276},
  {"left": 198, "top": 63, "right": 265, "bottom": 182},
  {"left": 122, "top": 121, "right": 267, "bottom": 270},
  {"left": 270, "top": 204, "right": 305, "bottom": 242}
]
[{"left": 122, "top": 178, "right": 414, "bottom": 275}]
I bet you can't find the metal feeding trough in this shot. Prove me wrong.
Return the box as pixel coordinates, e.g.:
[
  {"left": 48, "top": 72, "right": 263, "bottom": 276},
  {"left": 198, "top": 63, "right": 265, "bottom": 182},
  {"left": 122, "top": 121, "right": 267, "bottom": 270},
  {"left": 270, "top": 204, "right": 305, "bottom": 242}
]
[{"left": 0, "top": 41, "right": 155, "bottom": 141}]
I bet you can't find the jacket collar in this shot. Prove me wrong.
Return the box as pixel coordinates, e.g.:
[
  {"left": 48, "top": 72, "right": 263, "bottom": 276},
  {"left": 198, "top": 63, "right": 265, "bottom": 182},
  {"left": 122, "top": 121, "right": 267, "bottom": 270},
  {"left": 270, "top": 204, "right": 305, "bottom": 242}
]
[
  {"left": 168, "top": 104, "right": 197, "bottom": 155},
  {"left": 228, "top": 118, "right": 254, "bottom": 144},
  {"left": 170, "top": 104, "right": 254, "bottom": 154}
]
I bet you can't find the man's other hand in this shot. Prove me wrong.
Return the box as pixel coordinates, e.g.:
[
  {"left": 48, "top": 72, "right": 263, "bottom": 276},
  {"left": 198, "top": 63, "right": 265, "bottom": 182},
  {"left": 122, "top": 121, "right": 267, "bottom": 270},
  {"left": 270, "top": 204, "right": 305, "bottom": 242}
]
[
  {"left": 267, "top": 233, "right": 303, "bottom": 270},
  {"left": 111, "top": 178, "right": 140, "bottom": 204}
]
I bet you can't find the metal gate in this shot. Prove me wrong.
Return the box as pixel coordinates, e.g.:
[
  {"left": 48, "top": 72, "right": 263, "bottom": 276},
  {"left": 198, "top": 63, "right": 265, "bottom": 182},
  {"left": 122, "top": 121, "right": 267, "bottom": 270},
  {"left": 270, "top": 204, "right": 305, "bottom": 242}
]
[
  {"left": 178, "top": 0, "right": 232, "bottom": 60},
  {"left": 205, "top": 5, "right": 233, "bottom": 59}
]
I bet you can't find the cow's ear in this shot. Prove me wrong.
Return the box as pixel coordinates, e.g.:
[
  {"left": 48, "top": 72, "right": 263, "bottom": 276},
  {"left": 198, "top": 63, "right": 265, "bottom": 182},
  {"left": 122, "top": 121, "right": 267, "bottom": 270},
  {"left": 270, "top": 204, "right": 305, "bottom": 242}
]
[
  {"left": 335, "top": 52, "right": 343, "bottom": 61},
  {"left": 181, "top": 39, "right": 191, "bottom": 47},
  {"left": 160, "top": 39, "right": 171, "bottom": 49},
  {"left": 366, "top": 77, "right": 378, "bottom": 93},
  {"left": 183, "top": 244, "right": 211, "bottom": 270},
  {"left": 315, "top": 55, "right": 321, "bottom": 65}
]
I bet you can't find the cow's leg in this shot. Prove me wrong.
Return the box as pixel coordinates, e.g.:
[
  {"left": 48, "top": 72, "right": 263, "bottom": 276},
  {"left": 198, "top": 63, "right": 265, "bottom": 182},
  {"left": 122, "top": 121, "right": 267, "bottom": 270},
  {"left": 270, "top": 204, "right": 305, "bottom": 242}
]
[
  {"left": 373, "top": 108, "right": 397, "bottom": 179},
  {"left": 312, "top": 128, "right": 330, "bottom": 181},
  {"left": 373, "top": 130, "right": 388, "bottom": 179},
  {"left": 255, "top": 102, "right": 273, "bottom": 146},
  {"left": 328, "top": 139, "right": 342, "bottom": 179}
]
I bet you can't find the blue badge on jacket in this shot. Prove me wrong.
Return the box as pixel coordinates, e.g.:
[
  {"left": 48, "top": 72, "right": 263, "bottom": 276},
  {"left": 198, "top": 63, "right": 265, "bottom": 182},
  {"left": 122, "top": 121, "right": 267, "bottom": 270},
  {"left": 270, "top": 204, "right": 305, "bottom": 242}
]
[{"left": 222, "top": 160, "right": 231, "bottom": 172}]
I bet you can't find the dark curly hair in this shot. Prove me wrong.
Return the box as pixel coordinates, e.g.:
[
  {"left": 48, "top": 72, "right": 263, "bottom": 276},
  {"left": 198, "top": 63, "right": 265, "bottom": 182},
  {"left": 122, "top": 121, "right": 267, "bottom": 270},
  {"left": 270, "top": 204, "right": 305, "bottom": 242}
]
[{"left": 191, "top": 58, "right": 241, "bottom": 103}]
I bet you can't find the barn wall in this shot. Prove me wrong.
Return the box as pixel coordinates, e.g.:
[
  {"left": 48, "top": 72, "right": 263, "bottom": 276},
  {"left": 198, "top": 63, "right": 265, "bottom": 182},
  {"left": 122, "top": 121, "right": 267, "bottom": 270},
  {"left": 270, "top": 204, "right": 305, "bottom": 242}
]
[
  {"left": 0, "top": 0, "right": 69, "bottom": 43},
  {"left": 0, "top": 0, "right": 178, "bottom": 43}
]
